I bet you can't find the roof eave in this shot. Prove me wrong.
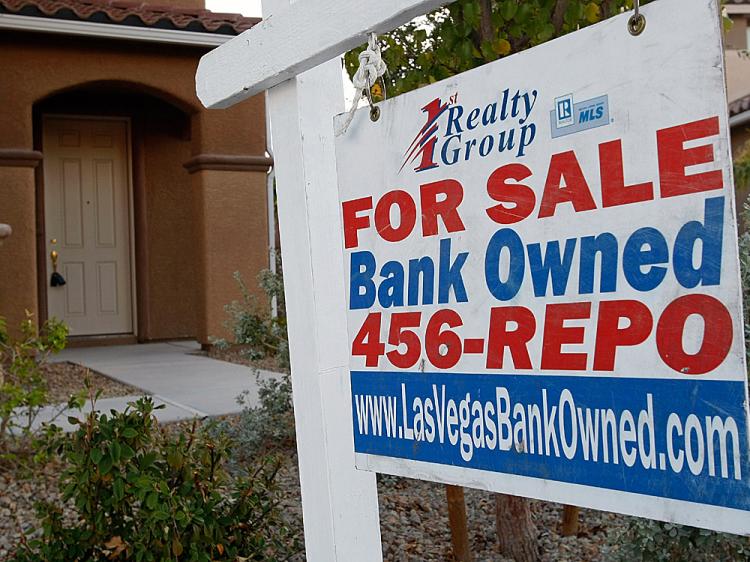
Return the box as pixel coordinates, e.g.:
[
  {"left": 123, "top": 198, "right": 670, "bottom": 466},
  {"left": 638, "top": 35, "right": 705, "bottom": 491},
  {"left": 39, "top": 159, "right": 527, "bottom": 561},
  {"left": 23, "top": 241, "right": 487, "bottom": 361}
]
[
  {"left": 732, "top": 109, "right": 750, "bottom": 128},
  {"left": 0, "top": 13, "right": 232, "bottom": 47}
]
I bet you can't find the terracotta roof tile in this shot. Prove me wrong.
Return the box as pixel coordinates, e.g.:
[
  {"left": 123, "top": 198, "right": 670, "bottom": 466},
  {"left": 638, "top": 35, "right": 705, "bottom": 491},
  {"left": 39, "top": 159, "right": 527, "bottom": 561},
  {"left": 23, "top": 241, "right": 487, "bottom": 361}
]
[{"left": 0, "top": 0, "right": 259, "bottom": 35}]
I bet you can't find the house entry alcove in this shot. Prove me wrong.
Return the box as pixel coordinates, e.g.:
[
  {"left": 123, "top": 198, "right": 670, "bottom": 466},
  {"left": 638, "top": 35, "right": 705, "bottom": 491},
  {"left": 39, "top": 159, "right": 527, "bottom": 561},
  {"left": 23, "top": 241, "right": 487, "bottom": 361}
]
[{"left": 35, "top": 85, "right": 196, "bottom": 342}]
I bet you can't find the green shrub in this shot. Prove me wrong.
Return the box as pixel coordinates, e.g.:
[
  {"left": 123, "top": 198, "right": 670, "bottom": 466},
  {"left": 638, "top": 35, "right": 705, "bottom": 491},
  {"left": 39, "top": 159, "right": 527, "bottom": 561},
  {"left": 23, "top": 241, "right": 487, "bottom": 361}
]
[
  {"left": 0, "top": 312, "right": 73, "bottom": 460},
  {"left": 606, "top": 517, "right": 750, "bottom": 561},
  {"left": 209, "top": 252, "right": 296, "bottom": 468},
  {"left": 216, "top": 251, "right": 289, "bottom": 369},
  {"left": 217, "top": 372, "right": 295, "bottom": 466},
  {"left": 10, "top": 396, "right": 301, "bottom": 562}
]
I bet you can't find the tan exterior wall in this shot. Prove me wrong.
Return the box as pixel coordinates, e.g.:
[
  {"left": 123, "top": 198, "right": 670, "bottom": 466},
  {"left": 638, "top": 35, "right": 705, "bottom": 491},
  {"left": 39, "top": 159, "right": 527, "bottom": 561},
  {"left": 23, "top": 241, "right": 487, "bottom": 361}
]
[
  {"left": 0, "top": 30, "right": 269, "bottom": 344},
  {"left": 192, "top": 107, "right": 267, "bottom": 156},
  {"left": 0, "top": 167, "right": 38, "bottom": 332},
  {"left": 192, "top": 169, "right": 269, "bottom": 343},
  {"left": 727, "top": 16, "right": 748, "bottom": 50},
  {"left": 143, "top": 118, "right": 199, "bottom": 339}
]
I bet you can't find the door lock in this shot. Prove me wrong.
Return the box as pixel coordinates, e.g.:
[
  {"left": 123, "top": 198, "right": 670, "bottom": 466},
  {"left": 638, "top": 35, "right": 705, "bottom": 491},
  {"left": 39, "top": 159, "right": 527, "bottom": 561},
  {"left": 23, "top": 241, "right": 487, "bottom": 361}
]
[{"left": 50, "top": 249, "right": 66, "bottom": 287}]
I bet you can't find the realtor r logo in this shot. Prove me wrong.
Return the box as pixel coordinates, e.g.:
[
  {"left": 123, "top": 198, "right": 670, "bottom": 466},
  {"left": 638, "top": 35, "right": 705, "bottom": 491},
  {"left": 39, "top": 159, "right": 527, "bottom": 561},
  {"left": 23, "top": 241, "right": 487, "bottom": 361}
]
[{"left": 555, "top": 94, "right": 574, "bottom": 128}]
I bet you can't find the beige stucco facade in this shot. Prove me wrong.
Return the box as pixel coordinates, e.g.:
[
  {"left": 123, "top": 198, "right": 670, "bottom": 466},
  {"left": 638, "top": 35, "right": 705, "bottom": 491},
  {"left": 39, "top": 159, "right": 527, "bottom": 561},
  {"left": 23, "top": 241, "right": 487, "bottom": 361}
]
[{"left": 0, "top": 28, "right": 270, "bottom": 344}]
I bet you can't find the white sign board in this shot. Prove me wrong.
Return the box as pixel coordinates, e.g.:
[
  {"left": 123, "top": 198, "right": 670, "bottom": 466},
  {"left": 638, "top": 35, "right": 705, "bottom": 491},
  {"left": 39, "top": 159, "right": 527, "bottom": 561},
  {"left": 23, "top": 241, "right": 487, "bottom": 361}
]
[{"left": 335, "top": 0, "right": 750, "bottom": 534}]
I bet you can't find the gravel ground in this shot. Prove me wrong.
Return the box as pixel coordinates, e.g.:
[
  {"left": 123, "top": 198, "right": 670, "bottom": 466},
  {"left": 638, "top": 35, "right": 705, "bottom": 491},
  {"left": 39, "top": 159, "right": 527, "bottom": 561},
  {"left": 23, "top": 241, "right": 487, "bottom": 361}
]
[
  {"left": 0, "top": 462, "right": 68, "bottom": 560},
  {"left": 203, "top": 352, "right": 627, "bottom": 560},
  {"left": 206, "top": 347, "right": 288, "bottom": 373},
  {"left": 196, "top": 353, "right": 628, "bottom": 560},
  {"left": 274, "top": 448, "right": 626, "bottom": 562},
  {"left": 42, "top": 361, "right": 142, "bottom": 404}
]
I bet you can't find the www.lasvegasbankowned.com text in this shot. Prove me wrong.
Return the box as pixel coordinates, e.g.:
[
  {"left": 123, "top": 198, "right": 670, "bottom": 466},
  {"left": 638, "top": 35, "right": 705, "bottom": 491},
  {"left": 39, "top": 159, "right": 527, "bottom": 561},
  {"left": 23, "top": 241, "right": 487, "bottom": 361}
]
[{"left": 352, "top": 372, "right": 749, "bottom": 510}]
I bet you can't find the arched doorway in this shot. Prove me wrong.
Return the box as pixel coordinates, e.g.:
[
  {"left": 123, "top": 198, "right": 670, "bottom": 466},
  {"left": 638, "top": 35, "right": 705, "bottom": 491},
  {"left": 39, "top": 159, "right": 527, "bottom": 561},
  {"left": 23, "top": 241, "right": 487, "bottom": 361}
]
[{"left": 34, "top": 84, "right": 196, "bottom": 343}]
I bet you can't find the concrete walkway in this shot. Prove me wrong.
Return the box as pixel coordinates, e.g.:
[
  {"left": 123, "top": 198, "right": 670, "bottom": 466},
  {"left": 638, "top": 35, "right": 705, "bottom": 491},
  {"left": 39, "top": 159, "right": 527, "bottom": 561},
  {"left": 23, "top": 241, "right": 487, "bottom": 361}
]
[{"left": 39, "top": 341, "right": 276, "bottom": 429}]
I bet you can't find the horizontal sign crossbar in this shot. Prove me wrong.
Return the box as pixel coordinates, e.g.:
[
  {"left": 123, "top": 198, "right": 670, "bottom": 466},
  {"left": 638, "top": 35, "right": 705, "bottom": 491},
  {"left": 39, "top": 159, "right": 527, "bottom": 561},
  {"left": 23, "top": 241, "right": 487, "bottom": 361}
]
[{"left": 196, "top": 0, "right": 451, "bottom": 108}]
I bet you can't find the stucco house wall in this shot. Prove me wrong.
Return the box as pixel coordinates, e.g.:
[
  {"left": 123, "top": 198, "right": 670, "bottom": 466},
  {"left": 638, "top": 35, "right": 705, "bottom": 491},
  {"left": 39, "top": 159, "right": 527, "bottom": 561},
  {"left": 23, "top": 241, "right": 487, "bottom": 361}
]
[{"left": 0, "top": 21, "right": 270, "bottom": 344}]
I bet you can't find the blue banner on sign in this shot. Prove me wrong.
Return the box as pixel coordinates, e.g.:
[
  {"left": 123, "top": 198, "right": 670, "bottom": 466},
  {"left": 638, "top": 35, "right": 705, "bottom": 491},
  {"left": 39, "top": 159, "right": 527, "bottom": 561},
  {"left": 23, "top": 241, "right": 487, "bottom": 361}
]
[{"left": 351, "top": 371, "right": 750, "bottom": 511}]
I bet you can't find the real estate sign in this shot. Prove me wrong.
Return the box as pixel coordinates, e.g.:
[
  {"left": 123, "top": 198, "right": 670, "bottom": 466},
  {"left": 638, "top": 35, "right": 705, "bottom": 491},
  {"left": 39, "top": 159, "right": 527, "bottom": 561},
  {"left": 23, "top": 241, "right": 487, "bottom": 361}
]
[{"left": 335, "top": 0, "right": 750, "bottom": 534}]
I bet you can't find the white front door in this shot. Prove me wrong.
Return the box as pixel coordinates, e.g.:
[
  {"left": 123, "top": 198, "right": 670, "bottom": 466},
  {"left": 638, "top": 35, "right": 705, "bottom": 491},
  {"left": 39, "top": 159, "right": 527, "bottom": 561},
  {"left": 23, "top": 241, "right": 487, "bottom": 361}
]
[{"left": 43, "top": 117, "right": 134, "bottom": 336}]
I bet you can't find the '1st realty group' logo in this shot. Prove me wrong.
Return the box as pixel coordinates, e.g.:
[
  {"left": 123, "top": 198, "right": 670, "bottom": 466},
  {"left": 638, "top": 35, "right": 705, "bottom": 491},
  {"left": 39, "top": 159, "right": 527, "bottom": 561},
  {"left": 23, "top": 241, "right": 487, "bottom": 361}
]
[{"left": 400, "top": 89, "right": 539, "bottom": 174}]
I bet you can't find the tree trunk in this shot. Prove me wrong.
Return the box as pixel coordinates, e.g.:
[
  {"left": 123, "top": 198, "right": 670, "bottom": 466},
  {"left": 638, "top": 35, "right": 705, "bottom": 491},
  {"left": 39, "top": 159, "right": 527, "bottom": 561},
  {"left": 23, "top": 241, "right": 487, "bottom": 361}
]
[
  {"left": 478, "top": 0, "right": 493, "bottom": 43},
  {"left": 561, "top": 505, "right": 579, "bottom": 537},
  {"left": 495, "top": 494, "right": 539, "bottom": 562},
  {"left": 446, "top": 485, "right": 473, "bottom": 562},
  {"left": 552, "top": 0, "right": 569, "bottom": 34}
]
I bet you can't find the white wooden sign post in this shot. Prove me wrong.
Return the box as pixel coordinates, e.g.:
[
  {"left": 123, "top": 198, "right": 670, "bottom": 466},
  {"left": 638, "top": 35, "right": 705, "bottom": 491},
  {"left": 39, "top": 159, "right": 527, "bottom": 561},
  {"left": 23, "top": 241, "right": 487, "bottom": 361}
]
[
  {"left": 197, "top": 1, "right": 453, "bottom": 559},
  {"left": 263, "top": 56, "right": 382, "bottom": 561}
]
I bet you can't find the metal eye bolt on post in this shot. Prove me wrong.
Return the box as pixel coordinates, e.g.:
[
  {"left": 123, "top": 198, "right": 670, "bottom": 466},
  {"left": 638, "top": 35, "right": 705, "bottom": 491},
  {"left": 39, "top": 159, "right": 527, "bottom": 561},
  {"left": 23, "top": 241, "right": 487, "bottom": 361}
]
[{"left": 628, "top": 0, "right": 646, "bottom": 36}]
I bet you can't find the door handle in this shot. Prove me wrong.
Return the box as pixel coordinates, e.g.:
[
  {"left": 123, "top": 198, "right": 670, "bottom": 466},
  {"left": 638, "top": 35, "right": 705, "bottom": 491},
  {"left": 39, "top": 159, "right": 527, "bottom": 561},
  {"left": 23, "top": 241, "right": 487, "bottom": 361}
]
[{"left": 50, "top": 249, "right": 66, "bottom": 287}]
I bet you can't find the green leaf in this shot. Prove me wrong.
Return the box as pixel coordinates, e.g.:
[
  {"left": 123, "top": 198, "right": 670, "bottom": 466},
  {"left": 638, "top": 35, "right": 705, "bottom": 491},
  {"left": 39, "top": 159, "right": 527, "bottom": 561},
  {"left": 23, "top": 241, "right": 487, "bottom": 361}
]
[
  {"left": 480, "top": 40, "right": 495, "bottom": 60},
  {"left": 122, "top": 427, "right": 138, "bottom": 439},
  {"left": 167, "top": 450, "right": 184, "bottom": 470},
  {"left": 99, "top": 454, "right": 113, "bottom": 473},
  {"left": 121, "top": 442, "right": 135, "bottom": 460},
  {"left": 516, "top": 2, "right": 531, "bottom": 23},
  {"left": 140, "top": 451, "right": 157, "bottom": 469},
  {"left": 494, "top": 38, "right": 512, "bottom": 56},
  {"left": 537, "top": 22, "right": 555, "bottom": 42},
  {"left": 172, "top": 536, "right": 183, "bottom": 557},
  {"left": 146, "top": 492, "right": 159, "bottom": 510},
  {"left": 110, "top": 441, "right": 121, "bottom": 463},
  {"left": 459, "top": 39, "right": 474, "bottom": 61},
  {"left": 501, "top": 0, "right": 518, "bottom": 21},
  {"left": 462, "top": 0, "right": 480, "bottom": 26},
  {"left": 90, "top": 449, "right": 103, "bottom": 464},
  {"left": 584, "top": 2, "right": 600, "bottom": 24},
  {"left": 113, "top": 478, "right": 125, "bottom": 501}
]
